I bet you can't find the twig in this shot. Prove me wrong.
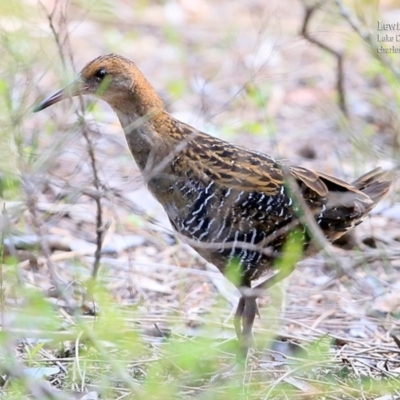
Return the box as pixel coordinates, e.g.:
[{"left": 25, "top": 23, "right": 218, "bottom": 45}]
[
  {"left": 84, "top": 329, "right": 143, "bottom": 396},
  {"left": 264, "top": 359, "right": 333, "bottom": 398},
  {"left": 78, "top": 123, "right": 106, "bottom": 280},
  {"left": 300, "top": 1, "right": 348, "bottom": 115},
  {"left": 22, "top": 177, "right": 74, "bottom": 306},
  {"left": 334, "top": 0, "right": 400, "bottom": 80},
  {"left": 1, "top": 344, "right": 70, "bottom": 400},
  {"left": 42, "top": 3, "right": 106, "bottom": 281},
  {"left": 38, "top": 1, "right": 67, "bottom": 68},
  {"left": 391, "top": 333, "right": 400, "bottom": 350},
  {"left": 0, "top": 203, "right": 5, "bottom": 331}
]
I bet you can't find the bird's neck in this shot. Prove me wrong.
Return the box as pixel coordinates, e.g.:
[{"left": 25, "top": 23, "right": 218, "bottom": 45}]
[
  {"left": 113, "top": 107, "right": 165, "bottom": 168},
  {"left": 108, "top": 68, "right": 189, "bottom": 175},
  {"left": 111, "top": 92, "right": 183, "bottom": 179}
]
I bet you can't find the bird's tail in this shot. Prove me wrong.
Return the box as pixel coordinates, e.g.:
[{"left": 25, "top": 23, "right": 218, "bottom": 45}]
[{"left": 351, "top": 167, "right": 391, "bottom": 208}]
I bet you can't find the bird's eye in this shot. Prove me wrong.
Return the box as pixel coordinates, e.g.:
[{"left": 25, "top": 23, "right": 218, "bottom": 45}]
[{"left": 94, "top": 68, "right": 107, "bottom": 81}]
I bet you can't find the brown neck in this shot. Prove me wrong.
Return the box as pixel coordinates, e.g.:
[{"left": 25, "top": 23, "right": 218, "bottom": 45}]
[{"left": 108, "top": 69, "right": 175, "bottom": 172}]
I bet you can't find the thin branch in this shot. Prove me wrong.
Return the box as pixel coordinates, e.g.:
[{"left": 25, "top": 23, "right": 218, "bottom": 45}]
[
  {"left": 1, "top": 343, "right": 71, "bottom": 400},
  {"left": 300, "top": 1, "right": 348, "bottom": 115},
  {"left": 79, "top": 123, "right": 106, "bottom": 280},
  {"left": 42, "top": 3, "right": 106, "bottom": 281},
  {"left": 334, "top": 0, "right": 400, "bottom": 80}
]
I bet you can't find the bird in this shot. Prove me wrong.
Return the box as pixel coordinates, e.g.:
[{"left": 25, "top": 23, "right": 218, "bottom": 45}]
[{"left": 34, "top": 54, "right": 391, "bottom": 355}]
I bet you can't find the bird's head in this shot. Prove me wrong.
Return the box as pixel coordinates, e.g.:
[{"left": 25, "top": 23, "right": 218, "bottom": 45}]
[{"left": 34, "top": 54, "right": 163, "bottom": 114}]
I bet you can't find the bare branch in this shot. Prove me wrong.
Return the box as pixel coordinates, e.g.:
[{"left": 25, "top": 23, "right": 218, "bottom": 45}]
[
  {"left": 41, "top": 3, "right": 106, "bottom": 281},
  {"left": 334, "top": 0, "right": 400, "bottom": 80},
  {"left": 300, "top": 1, "right": 348, "bottom": 115}
]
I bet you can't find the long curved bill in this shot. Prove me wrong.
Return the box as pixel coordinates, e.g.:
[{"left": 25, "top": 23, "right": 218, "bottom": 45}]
[{"left": 33, "top": 79, "right": 88, "bottom": 112}]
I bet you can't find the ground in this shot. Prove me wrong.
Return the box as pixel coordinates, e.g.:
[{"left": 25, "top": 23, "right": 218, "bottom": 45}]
[{"left": 0, "top": 0, "right": 400, "bottom": 399}]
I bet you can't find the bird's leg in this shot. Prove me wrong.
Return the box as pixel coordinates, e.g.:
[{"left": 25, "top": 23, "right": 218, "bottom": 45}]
[
  {"left": 234, "top": 285, "right": 259, "bottom": 339},
  {"left": 240, "top": 296, "right": 257, "bottom": 353},
  {"left": 234, "top": 292, "right": 259, "bottom": 357},
  {"left": 234, "top": 296, "right": 245, "bottom": 339},
  {"left": 235, "top": 265, "right": 296, "bottom": 355}
]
